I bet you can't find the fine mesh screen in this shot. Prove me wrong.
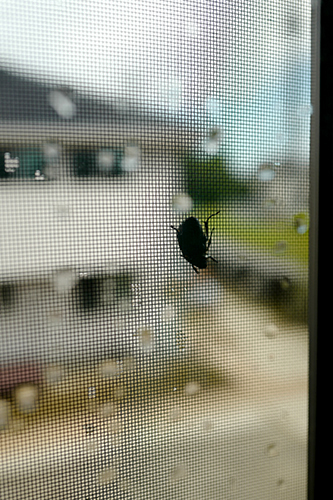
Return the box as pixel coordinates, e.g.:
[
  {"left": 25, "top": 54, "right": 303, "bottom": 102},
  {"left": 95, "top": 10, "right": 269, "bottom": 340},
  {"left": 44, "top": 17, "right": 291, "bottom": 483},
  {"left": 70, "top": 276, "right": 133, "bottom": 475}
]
[{"left": 0, "top": 1, "right": 313, "bottom": 499}]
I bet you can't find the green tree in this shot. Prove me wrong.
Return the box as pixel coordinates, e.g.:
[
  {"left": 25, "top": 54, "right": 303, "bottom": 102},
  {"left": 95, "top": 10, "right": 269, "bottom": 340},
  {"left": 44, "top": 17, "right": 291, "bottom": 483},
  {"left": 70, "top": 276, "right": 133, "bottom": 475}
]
[{"left": 182, "top": 154, "right": 250, "bottom": 203}]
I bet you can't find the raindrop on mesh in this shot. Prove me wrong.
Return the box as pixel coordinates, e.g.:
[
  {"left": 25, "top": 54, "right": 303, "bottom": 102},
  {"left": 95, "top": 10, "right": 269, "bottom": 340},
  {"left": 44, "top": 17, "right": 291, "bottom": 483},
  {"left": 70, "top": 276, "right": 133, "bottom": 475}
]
[
  {"left": 97, "top": 150, "right": 115, "bottom": 173},
  {"left": 294, "top": 214, "right": 309, "bottom": 234},
  {"left": 298, "top": 104, "right": 313, "bottom": 116},
  {"left": 203, "top": 128, "right": 223, "bottom": 154},
  {"left": 275, "top": 132, "right": 287, "bottom": 144},
  {"left": 171, "top": 464, "right": 188, "bottom": 482},
  {"left": 280, "top": 277, "right": 291, "bottom": 291},
  {"left": 15, "top": 384, "right": 39, "bottom": 412},
  {"left": 172, "top": 194, "right": 193, "bottom": 212},
  {"left": 53, "top": 270, "right": 77, "bottom": 294},
  {"left": 162, "top": 305, "right": 175, "bottom": 322},
  {"left": 203, "top": 419, "right": 213, "bottom": 431},
  {"left": 137, "top": 327, "right": 154, "bottom": 352},
  {"left": 266, "top": 443, "right": 279, "bottom": 457},
  {"left": 169, "top": 406, "right": 181, "bottom": 421},
  {"left": 257, "top": 165, "right": 275, "bottom": 182},
  {"left": 274, "top": 241, "right": 287, "bottom": 254},
  {"left": 85, "top": 440, "right": 98, "bottom": 454},
  {"left": 184, "top": 382, "right": 200, "bottom": 396},
  {"left": 122, "top": 145, "right": 141, "bottom": 172},
  {"left": 262, "top": 198, "right": 278, "bottom": 210},
  {"left": 43, "top": 143, "right": 61, "bottom": 163},
  {"left": 277, "top": 478, "right": 286, "bottom": 489},
  {"left": 109, "top": 419, "right": 122, "bottom": 434},
  {"left": 263, "top": 324, "right": 278, "bottom": 338},
  {"left": 100, "top": 402, "right": 117, "bottom": 418},
  {"left": 185, "top": 19, "right": 199, "bottom": 37},
  {"left": 49, "top": 89, "right": 76, "bottom": 119},
  {"left": 99, "top": 360, "right": 121, "bottom": 378}
]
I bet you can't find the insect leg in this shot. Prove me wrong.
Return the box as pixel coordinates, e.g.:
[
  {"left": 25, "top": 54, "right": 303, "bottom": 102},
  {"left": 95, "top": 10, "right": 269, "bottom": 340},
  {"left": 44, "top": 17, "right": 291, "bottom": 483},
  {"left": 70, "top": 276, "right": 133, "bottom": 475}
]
[
  {"left": 191, "top": 264, "right": 199, "bottom": 274},
  {"left": 207, "top": 227, "right": 215, "bottom": 250},
  {"left": 207, "top": 255, "right": 218, "bottom": 263},
  {"left": 204, "top": 211, "right": 220, "bottom": 238}
]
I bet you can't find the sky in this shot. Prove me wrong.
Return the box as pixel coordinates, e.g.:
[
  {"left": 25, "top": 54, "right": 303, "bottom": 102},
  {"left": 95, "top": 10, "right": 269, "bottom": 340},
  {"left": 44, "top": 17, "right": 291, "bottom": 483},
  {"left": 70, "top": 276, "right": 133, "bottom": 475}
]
[{"left": 0, "top": 0, "right": 312, "bottom": 173}]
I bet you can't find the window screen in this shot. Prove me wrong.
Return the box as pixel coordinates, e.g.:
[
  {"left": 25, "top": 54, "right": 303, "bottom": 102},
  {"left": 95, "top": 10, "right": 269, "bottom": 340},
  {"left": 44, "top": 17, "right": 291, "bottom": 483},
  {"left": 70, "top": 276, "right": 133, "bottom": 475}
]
[{"left": 0, "top": 1, "right": 315, "bottom": 499}]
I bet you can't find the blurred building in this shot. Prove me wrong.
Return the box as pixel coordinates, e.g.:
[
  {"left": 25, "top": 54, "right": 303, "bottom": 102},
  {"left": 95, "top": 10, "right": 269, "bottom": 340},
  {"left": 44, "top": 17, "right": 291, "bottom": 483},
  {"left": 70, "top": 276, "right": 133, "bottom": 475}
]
[{"left": 0, "top": 67, "right": 194, "bottom": 371}]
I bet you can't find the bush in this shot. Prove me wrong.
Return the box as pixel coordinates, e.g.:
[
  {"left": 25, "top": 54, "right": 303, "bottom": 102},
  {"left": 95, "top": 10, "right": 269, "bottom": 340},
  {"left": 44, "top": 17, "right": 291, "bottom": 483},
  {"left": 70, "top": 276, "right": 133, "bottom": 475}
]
[{"left": 182, "top": 154, "right": 250, "bottom": 203}]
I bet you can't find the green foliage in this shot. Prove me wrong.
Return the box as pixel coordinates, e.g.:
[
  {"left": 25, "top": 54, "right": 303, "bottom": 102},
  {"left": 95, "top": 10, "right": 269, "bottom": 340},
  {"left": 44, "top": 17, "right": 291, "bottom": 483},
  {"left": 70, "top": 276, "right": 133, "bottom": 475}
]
[{"left": 182, "top": 154, "right": 250, "bottom": 203}]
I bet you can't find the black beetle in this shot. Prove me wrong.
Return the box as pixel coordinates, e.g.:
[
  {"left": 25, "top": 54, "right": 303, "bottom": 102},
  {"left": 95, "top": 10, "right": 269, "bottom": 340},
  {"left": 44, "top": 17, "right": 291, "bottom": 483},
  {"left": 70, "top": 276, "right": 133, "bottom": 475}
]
[{"left": 171, "top": 211, "right": 220, "bottom": 274}]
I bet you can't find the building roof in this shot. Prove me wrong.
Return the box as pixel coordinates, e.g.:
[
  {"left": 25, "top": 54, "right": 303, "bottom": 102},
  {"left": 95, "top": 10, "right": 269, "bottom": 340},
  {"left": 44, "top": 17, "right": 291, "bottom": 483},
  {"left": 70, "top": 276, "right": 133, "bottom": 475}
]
[
  {"left": 0, "top": 67, "right": 197, "bottom": 149},
  {"left": 0, "top": 67, "right": 160, "bottom": 125}
]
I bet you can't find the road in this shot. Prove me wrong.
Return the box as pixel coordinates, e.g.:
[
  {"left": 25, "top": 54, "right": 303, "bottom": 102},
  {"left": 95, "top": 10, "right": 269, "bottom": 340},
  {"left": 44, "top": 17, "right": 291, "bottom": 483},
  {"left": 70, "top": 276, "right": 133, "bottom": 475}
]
[{"left": 0, "top": 290, "right": 308, "bottom": 500}]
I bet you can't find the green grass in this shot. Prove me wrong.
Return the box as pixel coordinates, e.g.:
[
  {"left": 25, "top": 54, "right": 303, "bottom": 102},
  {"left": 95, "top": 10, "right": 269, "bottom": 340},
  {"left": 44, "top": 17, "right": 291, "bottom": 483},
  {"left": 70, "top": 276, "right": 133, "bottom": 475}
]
[{"left": 194, "top": 205, "right": 309, "bottom": 266}]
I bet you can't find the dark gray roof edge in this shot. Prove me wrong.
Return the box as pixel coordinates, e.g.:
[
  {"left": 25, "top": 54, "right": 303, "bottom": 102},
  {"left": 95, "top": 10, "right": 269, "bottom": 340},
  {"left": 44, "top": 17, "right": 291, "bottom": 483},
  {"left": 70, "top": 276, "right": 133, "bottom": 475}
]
[{"left": 0, "top": 67, "right": 196, "bottom": 129}]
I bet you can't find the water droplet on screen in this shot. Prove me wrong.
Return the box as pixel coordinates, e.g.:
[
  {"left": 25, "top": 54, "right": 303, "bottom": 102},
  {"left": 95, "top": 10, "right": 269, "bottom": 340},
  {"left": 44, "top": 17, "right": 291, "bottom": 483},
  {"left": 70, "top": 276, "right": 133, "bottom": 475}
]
[
  {"left": 266, "top": 443, "right": 279, "bottom": 457},
  {"left": 262, "top": 198, "right": 278, "bottom": 210},
  {"left": 263, "top": 324, "right": 278, "bottom": 338},
  {"left": 43, "top": 143, "right": 61, "bottom": 163},
  {"left": 257, "top": 165, "right": 275, "bottom": 182},
  {"left": 99, "top": 360, "right": 121, "bottom": 378},
  {"left": 53, "top": 270, "right": 77, "bottom": 294},
  {"left": 171, "top": 464, "right": 188, "bottom": 481},
  {"left": 280, "top": 277, "right": 291, "bottom": 291},
  {"left": 162, "top": 305, "right": 175, "bottom": 322},
  {"left": 188, "top": 280, "right": 220, "bottom": 306},
  {"left": 294, "top": 214, "right": 308, "bottom": 234},
  {"left": 138, "top": 327, "right": 154, "bottom": 352},
  {"left": 44, "top": 364, "right": 65, "bottom": 384},
  {"left": 48, "top": 310, "right": 63, "bottom": 327},
  {"left": 186, "top": 19, "right": 199, "bottom": 37},
  {"left": 15, "top": 384, "right": 39, "bottom": 412},
  {"left": 274, "top": 241, "right": 287, "bottom": 254},
  {"left": 109, "top": 419, "right": 122, "bottom": 434},
  {"left": 49, "top": 89, "right": 76, "bottom": 119},
  {"left": 85, "top": 440, "right": 98, "bottom": 454},
  {"left": 122, "top": 145, "right": 141, "bottom": 172},
  {"left": 203, "top": 419, "right": 213, "bottom": 431},
  {"left": 171, "top": 464, "right": 187, "bottom": 481},
  {"left": 97, "top": 150, "right": 115, "bottom": 173},
  {"left": 184, "top": 382, "right": 200, "bottom": 396},
  {"left": 172, "top": 194, "right": 193, "bottom": 212},
  {"left": 0, "top": 400, "right": 11, "bottom": 429},
  {"left": 100, "top": 402, "right": 117, "bottom": 418},
  {"left": 98, "top": 467, "right": 117, "bottom": 485},
  {"left": 203, "top": 128, "right": 223, "bottom": 154},
  {"left": 169, "top": 406, "right": 181, "bottom": 421},
  {"left": 275, "top": 132, "right": 287, "bottom": 144},
  {"left": 277, "top": 478, "right": 285, "bottom": 488},
  {"left": 298, "top": 104, "right": 313, "bottom": 116}
]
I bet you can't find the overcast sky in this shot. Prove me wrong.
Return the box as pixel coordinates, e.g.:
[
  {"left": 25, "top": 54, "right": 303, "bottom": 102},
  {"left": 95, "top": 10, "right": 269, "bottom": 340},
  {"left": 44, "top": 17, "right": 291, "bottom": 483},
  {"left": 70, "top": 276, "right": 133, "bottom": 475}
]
[{"left": 0, "top": 0, "right": 312, "bottom": 172}]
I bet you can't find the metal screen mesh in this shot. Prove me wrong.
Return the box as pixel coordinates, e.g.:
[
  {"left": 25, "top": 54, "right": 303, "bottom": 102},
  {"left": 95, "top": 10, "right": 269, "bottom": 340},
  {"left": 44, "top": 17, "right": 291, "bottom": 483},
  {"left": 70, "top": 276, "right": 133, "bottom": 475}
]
[{"left": 0, "top": 1, "right": 313, "bottom": 499}]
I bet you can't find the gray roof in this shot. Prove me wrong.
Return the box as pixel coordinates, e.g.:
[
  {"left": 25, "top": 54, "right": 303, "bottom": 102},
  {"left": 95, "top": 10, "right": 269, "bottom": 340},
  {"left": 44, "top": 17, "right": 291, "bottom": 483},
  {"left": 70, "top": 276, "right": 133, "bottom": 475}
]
[{"left": 0, "top": 68, "right": 166, "bottom": 125}]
